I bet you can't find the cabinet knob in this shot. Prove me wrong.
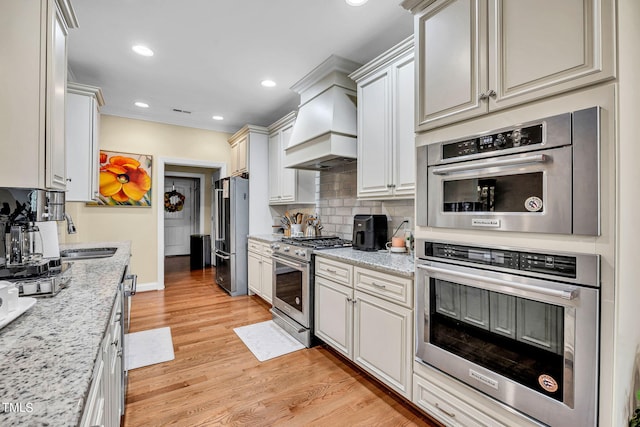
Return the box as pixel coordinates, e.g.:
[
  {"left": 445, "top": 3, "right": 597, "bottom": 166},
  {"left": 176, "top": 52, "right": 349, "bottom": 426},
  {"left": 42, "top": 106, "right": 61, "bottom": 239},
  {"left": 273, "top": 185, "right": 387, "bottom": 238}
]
[
  {"left": 487, "top": 89, "right": 497, "bottom": 98},
  {"left": 478, "top": 92, "right": 489, "bottom": 101},
  {"left": 66, "top": 178, "right": 72, "bottom": 182}
]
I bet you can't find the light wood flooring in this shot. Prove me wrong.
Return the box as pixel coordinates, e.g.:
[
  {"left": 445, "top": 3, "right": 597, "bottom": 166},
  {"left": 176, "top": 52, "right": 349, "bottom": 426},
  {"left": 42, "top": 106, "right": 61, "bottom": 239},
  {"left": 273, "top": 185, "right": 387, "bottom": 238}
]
[{"left": 123, "top": 255, "right": 440, "bottom": 426}]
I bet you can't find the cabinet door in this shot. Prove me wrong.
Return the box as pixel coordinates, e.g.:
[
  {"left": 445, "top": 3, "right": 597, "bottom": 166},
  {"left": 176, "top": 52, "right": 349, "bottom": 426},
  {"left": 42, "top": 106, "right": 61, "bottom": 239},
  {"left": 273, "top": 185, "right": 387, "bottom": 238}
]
[
  {"left": 488, "top": 0, "right": 615, "bottom": 110},
  {"left": 66, "top": 93, "right": 98, "bottom": 201},
  {"left": 261, "top": 257, "right": 273, "bottom": 304},
  {"left": 278, "top": 124, "right": 297, "bottom": 202},
  {"left": 357, "top": 69, "right": 392, "bottom": 198},
  {"left": 354, "top": 290, "right": 413, "bottom": 398},
  {"left": 314, "top": 276, "right": 353, "bottom": 358},
  {"left": 415, "top": 0, "right": 488, "bottom": 131},
  {"left": 46, "top": 1, "right": 68, "bottom": 189},
  {"left": 268, "top": 133, "right": 281, "bottom": 202},
  {"left": 247, "top": 252, "right": 262, "bottom": 295},
  {"left": 391, "top": 54, "right": 415, "bottom": 197},
  {"left": 237, "top": 136, "right": 248, "bottom": 173}
]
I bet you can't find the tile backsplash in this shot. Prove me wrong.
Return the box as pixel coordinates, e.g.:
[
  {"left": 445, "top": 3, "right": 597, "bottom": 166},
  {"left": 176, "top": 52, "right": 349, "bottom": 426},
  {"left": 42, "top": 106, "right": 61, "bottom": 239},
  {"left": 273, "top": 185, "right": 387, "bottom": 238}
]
[{"left": 270, "top": 162, "right": 415, "bottom": 241}]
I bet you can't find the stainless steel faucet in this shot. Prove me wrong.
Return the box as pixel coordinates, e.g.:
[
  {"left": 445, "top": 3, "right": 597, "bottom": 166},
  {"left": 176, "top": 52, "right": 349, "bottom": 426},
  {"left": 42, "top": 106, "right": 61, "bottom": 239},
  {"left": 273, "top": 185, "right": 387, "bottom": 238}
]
[{"left": 64, "top": 213, "right": 77, "bottom": 234}]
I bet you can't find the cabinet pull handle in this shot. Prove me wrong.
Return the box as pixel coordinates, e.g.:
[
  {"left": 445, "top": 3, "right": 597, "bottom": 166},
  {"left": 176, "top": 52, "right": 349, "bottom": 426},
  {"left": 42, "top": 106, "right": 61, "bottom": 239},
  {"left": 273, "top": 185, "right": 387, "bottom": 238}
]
[
  {"left": 371, "top": 281, "right": 386, "bottom": 289},
  {"left": 487, "top": 89, "right": 496, "bottom": 98},
  {"left": 435, "top": 403, "right": 456, "bottom": 418},
  {"left": 478, "top": 92, "right": 489, "bottom": 101},
  {"left": 346, "top": 297, "right": 352, "bottom": 302},
  {"left": 326, "top": 268, "right": 337, "bottom": 274},
  {"left": 112, "top": 338, "right": 119, "bottom": 347}
]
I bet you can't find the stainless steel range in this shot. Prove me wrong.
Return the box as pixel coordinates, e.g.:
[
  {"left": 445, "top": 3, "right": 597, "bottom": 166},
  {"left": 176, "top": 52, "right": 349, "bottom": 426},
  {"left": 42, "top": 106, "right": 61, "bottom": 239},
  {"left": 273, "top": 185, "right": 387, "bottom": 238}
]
[{"left": 271, "top": 236, "right": 351, "bottom": 347}]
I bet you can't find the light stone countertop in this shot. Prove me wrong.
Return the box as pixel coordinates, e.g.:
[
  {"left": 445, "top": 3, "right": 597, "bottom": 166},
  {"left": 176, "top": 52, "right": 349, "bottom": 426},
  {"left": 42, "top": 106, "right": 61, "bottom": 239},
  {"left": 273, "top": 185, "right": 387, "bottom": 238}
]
[
  {"left": 247, "top": 234, "right": 285, "bottom": 243},
  {"left": 0, "top": 241, "right": 131, "bottom": 427},
  {"left": 248, "top": 235, "right": 414, "bottom": 277},
  {"left": 313, "top": 247, "right": 415, "bottom": 278}
]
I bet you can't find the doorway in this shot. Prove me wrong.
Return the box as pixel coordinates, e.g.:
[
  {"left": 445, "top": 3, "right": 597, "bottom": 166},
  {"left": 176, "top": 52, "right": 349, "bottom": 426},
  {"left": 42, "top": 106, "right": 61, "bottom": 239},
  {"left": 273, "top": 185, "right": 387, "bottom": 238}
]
[
  {"left": 164, "top": 176, "right": 199, "bottom": 256},
  {"left": 156, "top": 157, "right": 225, "bottom": 290}
]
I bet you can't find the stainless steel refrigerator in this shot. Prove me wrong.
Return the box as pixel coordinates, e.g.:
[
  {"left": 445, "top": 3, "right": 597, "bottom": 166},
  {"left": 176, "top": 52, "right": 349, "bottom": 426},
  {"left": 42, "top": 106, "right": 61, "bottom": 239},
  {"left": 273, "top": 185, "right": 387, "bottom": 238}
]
[{"left": 213, "top": 176, "right": 249, "bottom": 296}]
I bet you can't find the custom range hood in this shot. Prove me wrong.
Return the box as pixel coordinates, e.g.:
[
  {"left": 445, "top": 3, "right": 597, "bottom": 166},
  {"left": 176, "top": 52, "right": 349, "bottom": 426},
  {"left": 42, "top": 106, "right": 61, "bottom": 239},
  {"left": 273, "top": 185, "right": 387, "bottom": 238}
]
[{"left": 285, "top": 55, "right": 362, "bottom": 171}]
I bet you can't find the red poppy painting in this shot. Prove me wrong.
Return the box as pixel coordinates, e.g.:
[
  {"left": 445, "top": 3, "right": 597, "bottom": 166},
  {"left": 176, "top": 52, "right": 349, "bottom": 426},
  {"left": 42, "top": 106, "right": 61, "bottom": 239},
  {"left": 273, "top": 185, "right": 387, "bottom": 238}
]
[{"left": 93, "top": 150, "right": 152, "bottom": 206}]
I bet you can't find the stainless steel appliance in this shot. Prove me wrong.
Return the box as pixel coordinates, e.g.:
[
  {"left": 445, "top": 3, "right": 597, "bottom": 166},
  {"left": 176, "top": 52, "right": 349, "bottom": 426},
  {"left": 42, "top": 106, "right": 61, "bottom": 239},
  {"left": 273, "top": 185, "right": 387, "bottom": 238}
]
[
  {"left": 119, "top": 264, "right": 136, "bottom": 417},
  {"left": 419, "top": 107, "right": 600, "bottom": 235},
  {"left": 352, "top": 214, "right": 388, "bottom": 251},
  {"left": 271, "top": 236, "right": 352, "bottom": 347},
  {"left": 0, "top": 258, "right": 72, "bottom": 297},
  {"left": 415, "top": 239, "right": 600, "bottom": 427},
  {"left": 213, "top": 176, "right": 249, "bottom": 296}
]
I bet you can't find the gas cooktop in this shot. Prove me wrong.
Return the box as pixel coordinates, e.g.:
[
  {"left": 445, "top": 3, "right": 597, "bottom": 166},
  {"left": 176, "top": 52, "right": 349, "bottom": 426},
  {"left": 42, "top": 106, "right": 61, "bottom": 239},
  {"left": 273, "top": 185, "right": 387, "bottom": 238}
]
[{"left": 280, "top": 236, "right": 352, "bottom": 249}]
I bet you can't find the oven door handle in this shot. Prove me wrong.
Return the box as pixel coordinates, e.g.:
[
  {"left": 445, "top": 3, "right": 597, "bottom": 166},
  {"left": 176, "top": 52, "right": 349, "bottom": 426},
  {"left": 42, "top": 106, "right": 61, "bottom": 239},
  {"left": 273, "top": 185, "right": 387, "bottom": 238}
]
[
  {"left": 272, "top": 254, "right": 308, "bottom": 270},
  {"left": 416, "top": 264, "right": 578, "bottom": 301},
  {"left": 431, "top": 154, "right": 547, "bottom": 175}
]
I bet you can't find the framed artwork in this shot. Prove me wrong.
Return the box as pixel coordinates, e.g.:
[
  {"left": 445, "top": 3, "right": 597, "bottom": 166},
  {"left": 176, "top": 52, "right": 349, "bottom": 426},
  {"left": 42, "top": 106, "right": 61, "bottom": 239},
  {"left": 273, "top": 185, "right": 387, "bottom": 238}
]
[{"left": 90, "top": 150, "right": 152, "bottom": 206}]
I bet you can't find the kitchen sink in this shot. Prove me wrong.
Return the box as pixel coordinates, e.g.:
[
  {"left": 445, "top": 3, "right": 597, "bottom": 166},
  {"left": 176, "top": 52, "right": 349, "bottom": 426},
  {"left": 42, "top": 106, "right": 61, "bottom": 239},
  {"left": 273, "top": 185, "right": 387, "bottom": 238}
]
[{"left": 60, "top": 247, "right": 117, "bottom": 260}]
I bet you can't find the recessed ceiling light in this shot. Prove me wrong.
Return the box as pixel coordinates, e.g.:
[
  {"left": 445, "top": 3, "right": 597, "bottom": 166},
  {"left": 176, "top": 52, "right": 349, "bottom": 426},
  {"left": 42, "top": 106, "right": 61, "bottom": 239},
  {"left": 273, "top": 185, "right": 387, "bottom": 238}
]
[
  {"left": 261, "top": 79, "right": 276, "bottom": 88},
  {"left": 212, "top": 115, "right": 224, "bottom": 121},
  {"left": 346, "top": 0, "right": 369, "bottom": 5},
  {"left": 132, "top": 45, "right": 154, "bottom": 57},
  {"left": 134, "top": 101, "right": 149, "bottom": 108}
]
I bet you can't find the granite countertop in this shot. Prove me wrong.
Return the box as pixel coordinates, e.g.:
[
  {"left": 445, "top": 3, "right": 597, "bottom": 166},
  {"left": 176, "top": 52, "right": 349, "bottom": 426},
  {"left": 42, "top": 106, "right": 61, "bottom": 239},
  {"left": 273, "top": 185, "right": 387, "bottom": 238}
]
[
  {"left": 0, "top": 241, "right": 131, "bottom": 426},
  {"left": 314, "top": 247, "right": 415, "bottom": 278},
  {"left": 247, "top": 234, "right": 284, "bottom": 243}
]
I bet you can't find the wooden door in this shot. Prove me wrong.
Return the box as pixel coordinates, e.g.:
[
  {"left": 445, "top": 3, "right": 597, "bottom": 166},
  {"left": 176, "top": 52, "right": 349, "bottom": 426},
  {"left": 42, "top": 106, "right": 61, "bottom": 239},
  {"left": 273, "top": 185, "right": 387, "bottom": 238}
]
[
  {"left": 164, "top": 178, "right": 195, "bottom": 256},
  {"left": 391, "top": 53, "right": 416, "bottom": 197}
]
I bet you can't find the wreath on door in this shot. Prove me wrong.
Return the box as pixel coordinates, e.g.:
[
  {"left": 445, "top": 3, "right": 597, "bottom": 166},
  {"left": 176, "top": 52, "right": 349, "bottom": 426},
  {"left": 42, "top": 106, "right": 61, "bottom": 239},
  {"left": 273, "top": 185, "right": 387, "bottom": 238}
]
[{"left": 164, "top": 188, "right": 186, "bottom": 212}]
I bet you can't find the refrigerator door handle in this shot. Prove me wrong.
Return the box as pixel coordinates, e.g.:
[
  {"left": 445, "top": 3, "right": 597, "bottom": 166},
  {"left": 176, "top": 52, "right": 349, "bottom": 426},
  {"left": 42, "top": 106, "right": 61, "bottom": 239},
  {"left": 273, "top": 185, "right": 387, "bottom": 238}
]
[
  {"left": 214, "top": 249, "right": 231, "bottom": 260},
  {"left": 214, "top": 188, "right": 225, "bottom": 242}
]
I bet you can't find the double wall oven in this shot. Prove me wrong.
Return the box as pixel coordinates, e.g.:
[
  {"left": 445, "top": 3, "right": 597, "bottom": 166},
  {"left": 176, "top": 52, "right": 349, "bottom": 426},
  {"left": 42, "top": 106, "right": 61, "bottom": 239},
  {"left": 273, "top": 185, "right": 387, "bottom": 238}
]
[
  {"left": 415, "top": 240, "right": 600, "bottom": 426},
  {"left": 270, "top": 236, "right": 351, "bottom": 347}
]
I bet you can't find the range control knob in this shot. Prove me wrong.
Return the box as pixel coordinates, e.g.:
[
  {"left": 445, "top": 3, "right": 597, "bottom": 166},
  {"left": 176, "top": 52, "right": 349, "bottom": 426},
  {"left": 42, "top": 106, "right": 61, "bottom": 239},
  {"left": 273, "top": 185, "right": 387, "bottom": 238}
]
[
  {"left": 299, "top": 252, "right": 307, "bottom": 258},
  {"left": 271, "top": 244, "right": 280, "bottom": 250},
  {"left": 511, "top": 129, "right": 522, "bottom": 146},
  {"left": 494, "top": 133, "right": 507, "bottom": 148},
  {"left": 283, "top": 246, "right": 290, "bottom": 252}
]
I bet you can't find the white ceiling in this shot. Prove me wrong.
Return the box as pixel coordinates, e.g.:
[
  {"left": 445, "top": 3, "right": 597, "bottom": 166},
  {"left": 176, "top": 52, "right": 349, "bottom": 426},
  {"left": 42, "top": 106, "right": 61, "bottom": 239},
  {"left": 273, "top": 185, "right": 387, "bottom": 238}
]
[{"left": 67, "top": 0, "right": 414, "bottom": 134}]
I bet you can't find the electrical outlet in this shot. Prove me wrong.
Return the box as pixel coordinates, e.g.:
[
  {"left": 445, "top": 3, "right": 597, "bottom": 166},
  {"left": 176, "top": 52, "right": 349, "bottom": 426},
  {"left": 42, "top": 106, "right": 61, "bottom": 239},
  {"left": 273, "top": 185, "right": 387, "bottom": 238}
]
[{"left": 403, "top": 217, "right": 412, "bottom": 231}]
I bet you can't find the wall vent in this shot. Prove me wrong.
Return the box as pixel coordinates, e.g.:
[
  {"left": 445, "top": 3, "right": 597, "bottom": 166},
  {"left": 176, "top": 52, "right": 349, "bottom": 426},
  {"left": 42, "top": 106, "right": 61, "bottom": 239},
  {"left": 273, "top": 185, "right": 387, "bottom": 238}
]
[{"left": 172, "top": 108, "right": 192, "bottom": 114}]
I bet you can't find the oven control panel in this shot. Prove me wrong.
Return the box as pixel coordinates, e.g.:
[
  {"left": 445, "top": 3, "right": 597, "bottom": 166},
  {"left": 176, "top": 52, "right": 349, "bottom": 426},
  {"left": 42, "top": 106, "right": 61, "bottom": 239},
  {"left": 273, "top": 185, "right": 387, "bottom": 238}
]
[
  {"left": 442, "top": 123, "right": 544, "bottom": 159},
  {"left": 427, "top": 242, "right": 576, "bottom": 278}
]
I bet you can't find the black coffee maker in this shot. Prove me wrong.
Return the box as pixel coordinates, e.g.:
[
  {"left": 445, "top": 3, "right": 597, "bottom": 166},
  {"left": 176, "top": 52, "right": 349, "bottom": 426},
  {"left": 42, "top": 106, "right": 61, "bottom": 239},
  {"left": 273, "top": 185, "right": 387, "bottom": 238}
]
[{"left": 352, "top": 214, "right": 388, "bottom": 251}]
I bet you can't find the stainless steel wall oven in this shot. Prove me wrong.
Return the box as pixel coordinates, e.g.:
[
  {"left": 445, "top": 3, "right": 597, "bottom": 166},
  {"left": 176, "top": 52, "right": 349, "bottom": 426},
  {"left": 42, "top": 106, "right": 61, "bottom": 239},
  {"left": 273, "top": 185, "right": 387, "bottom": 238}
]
[
  {"left": 415, "top": 239, "right": 600, "bottom": 427},
  {"left": 417, "top": 107, "right": 600, "bottom": 235}
]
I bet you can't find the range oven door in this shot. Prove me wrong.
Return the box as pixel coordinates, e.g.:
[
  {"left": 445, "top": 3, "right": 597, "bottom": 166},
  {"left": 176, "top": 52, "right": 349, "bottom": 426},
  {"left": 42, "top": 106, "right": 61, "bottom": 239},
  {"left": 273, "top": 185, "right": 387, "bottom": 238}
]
[
  {"left": 271, "top": 254, "right": 310, "bottom": 328},
  {"left": 428, "top": 146, "right": 574, "bottom": 234},
  {"left": 415, "top": 260, "right": 599, "bottom": 427}
]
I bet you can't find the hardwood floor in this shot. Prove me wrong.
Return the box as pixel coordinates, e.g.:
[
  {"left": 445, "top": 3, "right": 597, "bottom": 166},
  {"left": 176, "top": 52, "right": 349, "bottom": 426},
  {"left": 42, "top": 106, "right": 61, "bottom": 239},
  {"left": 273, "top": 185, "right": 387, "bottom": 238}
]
[{"left": 123, "top": 256, "right": 440, "bottom": 426}]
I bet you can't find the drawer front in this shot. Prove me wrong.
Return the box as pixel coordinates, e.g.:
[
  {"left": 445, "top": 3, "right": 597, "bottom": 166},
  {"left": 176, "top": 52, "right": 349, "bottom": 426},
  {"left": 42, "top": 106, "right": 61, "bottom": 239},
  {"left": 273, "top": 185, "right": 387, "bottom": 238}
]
[
  {"left": 413, "top": 374, "right": 506, "bottom": 427},
  {"left": 261, "top": 243, "right": 273, "bottom": 257},
  {"left": 248, "top": 239, "right": 262, "bottom": 253},
  {"left": 354, "top": 267, "right": 413, "bottom": 308},
  {"left": 315, "top": 257, "right": 353, "bottom": 286}
]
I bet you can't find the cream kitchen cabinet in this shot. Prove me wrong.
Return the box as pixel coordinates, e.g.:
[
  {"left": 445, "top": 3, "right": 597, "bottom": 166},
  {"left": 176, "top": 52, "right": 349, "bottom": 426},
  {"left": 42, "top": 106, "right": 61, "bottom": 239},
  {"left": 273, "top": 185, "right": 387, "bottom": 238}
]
[
  {"left": 267, "top": 112, "right": 315, "bottom": 205},
  {"left": 247, "top": 238, "right": 273, "bottom": 303},
  {"left": 350, "top": 37, "right": 415, "bottom": 199},
  {"left": 0, "top": 0, "right": 77, "bottom": 189},
  {"left": 65, "top": 83, "right": 104, "bottom": 201},
  {"left": 314, "top": 256, "right": 413, "bottom": 398},
  {"left": 404, "top": 0, "right": 615, "bottom": 131},
  {"left": 229, "top": 135, "right": 248, "bottom": 176},
  {"left": 412, "top": 362, "right": 543, "bottom": 427},
  {"left": 80, "top": 290, "right": 123, "bottom": 427}
]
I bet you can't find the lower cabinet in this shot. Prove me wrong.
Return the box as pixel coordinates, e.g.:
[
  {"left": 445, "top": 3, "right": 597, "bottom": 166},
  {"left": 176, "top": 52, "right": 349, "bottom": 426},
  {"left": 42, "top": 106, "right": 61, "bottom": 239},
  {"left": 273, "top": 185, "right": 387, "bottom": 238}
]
[
  {"left": 247, "top": 239, "right": 273, "bottom": 304},
  {"left": 81, "top": 291, "right": 123, "bottom": 427},
  {"left": 314, "top": 256, "right": 413, "bottom": 398},
  {"left": 413, "top": 362, "right": 543, "bottom": 427}
]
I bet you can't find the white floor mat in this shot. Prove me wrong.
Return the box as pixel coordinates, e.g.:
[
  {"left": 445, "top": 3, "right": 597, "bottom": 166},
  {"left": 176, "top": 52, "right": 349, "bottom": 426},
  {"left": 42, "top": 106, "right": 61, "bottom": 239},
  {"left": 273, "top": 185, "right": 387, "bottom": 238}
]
[
  {"left": 124, "top": 326, "right": 175, "bottom": 370},
  {"left": 233, "top": 320, "right": 305, "bottom": 362}
]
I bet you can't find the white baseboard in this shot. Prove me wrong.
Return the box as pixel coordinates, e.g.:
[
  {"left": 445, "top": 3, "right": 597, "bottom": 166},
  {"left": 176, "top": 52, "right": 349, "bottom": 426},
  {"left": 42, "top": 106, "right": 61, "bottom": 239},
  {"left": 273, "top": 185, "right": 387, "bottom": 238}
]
[{"left": 135, "top": 281, "right": 163, "bottom": 292}]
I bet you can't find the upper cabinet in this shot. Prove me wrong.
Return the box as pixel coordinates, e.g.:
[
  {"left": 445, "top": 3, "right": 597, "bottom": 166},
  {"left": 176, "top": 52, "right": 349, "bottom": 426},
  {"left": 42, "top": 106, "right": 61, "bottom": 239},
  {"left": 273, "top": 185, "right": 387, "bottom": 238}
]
[
  {"left": 0, "top": 0, "right": 78, "bottom": 189},
  {"left": 66, "top": 83, "right": 104, "bottom": 202},
  {"left": 267, "top": 112, "right": 315, "bottom": 205},
  {"left": 406, "top": 0, "right": 616, "bottom": 131},
  {"left": 350, "top": 37, "right": 415, "bottom": 200}
]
